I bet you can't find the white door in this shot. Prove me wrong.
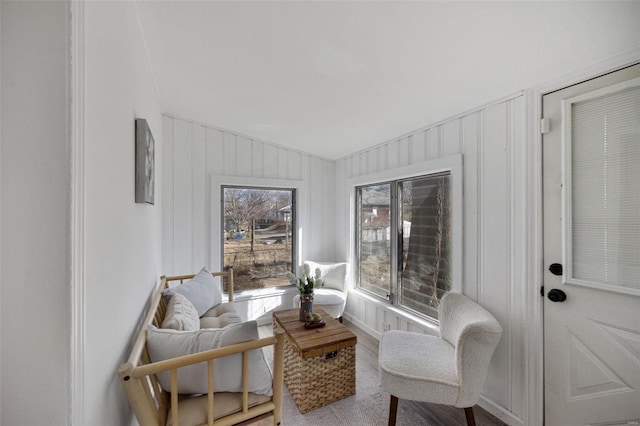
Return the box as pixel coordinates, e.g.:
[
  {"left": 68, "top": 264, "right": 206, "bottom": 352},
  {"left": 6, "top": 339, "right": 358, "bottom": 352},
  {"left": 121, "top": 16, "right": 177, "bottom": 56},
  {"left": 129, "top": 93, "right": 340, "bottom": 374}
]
[{"left": 543, "top": 64, "right": 640, "bottom": 426}]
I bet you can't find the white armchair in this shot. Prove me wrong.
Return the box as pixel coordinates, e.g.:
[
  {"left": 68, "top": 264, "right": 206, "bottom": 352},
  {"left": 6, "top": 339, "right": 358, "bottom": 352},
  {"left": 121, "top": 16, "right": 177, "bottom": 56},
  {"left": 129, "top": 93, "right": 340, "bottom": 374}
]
[
  {"left": 378, "top": 292, "right": 502, "bottom": 426},
  {"left": 293, "top": 261, "right": 348, "bottom": 321}
]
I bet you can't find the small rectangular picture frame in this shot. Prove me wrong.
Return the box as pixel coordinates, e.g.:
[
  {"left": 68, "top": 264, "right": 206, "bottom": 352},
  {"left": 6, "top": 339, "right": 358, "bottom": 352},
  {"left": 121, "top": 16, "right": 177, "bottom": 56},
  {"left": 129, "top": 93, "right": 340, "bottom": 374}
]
[{"left": 135, "top": 118, "right": 155, "bottom": 204}]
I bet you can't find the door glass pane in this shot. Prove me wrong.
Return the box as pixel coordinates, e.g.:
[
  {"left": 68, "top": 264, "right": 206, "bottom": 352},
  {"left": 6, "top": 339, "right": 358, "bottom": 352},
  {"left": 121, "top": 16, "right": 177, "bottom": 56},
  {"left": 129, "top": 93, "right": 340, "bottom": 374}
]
[
  {"left": 571, "top": 85, "right": 640, "bottom": 289},
  {"left": 399, "top": 173, "right": 451, "bottom": 318},
  {"left": 223, "top": 187, "right": 295, "bottom": 292},
  {"left": 357, "top": 184, "right": 391, "bottom": 298}
]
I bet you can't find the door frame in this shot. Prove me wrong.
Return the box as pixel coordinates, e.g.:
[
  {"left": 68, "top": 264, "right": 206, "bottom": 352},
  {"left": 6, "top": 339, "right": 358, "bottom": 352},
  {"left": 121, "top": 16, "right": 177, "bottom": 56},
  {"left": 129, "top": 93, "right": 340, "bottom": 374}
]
[{"left": 524, "top": 49, "right": 640, "bottom": 426}]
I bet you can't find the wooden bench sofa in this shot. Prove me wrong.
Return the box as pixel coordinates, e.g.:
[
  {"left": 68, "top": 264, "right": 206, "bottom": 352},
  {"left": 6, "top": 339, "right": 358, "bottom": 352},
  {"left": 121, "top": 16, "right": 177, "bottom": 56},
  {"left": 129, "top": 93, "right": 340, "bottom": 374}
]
[{"left": 118, "top": 269, "right": 284, "bottom": 426}]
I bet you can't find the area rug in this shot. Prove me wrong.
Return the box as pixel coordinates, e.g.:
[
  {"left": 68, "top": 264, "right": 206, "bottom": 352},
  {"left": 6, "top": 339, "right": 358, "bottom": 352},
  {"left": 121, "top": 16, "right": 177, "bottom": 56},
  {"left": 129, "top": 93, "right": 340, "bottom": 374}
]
[{"left": 258, "top": 325, "right": 428, "bottom": 425}]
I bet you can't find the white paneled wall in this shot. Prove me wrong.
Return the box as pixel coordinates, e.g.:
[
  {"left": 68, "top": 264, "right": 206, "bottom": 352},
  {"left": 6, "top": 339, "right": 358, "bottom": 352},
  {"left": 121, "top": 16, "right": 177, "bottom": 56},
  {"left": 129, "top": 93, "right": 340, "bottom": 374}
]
[
  {"left": 337, "top": 93, "right": 533, "bottom": 425},
  {"left": 164, "top": 92, "right": 537, "bottom": 425},
  {"left": 162, "top": 114, "right": 336, "bottom": 289}
]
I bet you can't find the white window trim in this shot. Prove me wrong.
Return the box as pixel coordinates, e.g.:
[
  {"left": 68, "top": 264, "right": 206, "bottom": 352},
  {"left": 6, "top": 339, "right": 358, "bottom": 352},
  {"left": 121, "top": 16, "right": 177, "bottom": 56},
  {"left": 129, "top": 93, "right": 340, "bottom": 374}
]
[{"left": 346, "top": 154, "right": 463, "bottom": 317}]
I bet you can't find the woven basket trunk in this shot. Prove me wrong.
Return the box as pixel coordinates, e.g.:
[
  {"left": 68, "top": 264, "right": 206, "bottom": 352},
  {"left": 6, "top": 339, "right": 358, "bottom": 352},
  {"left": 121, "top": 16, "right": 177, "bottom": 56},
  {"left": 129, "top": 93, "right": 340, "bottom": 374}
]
[{"left": 283, "top": 340, "right": 356, "bottom": 413}]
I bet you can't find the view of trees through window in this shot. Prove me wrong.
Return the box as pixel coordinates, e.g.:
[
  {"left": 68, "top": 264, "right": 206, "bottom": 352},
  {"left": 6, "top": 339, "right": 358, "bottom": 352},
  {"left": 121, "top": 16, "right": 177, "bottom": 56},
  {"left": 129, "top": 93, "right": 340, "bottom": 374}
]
[
  {"left": 357, "top": 172, "right": 451, "bottom": 319},
  {"left": 223, "top": 186, "right": 295, "bottom": 292}
]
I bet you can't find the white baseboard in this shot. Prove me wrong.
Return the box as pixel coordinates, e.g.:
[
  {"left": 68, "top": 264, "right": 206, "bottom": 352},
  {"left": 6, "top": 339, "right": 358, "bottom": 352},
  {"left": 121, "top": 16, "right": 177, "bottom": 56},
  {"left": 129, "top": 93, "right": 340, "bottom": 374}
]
[
  {"left": 343, "top": 311, "right": 381, "bottom": 340},
  {"left": 478, "top": 396, "right": 524, "bottom": 426}
]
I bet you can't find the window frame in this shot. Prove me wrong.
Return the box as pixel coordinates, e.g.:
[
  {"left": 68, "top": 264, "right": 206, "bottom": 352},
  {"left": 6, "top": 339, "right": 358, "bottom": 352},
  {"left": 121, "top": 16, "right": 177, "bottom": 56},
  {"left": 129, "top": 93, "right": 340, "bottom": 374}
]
[
  {"left": 349, "top": 155, "right": 463, "bottom": 321},
  {"left": 221, "top": 185, "right": 297, "bottom": 293},
  {"left": 211, "top": 175, "right": 306, "bottom": 297}
]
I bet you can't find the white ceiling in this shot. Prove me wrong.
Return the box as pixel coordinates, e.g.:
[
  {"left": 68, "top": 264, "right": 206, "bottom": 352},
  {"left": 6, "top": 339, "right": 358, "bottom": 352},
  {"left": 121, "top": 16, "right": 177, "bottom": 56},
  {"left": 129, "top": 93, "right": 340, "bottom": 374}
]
[{"left": 135, "top": 1, "right": 640, "bottom": 160}]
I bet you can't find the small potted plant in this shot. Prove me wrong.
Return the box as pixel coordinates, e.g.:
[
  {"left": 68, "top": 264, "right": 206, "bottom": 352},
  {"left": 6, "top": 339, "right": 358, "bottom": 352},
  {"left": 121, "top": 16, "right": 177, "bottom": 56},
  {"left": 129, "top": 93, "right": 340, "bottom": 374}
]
[{"left": 288, "top": 264, "right": 324, "bottom": 321}]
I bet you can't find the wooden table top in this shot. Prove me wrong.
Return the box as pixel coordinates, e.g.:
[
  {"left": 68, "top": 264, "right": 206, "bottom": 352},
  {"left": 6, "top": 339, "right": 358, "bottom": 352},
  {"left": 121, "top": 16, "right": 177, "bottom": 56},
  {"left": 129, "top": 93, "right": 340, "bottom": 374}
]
[{"left": 273, "top": 308, "right": 357, "bottom": 359}]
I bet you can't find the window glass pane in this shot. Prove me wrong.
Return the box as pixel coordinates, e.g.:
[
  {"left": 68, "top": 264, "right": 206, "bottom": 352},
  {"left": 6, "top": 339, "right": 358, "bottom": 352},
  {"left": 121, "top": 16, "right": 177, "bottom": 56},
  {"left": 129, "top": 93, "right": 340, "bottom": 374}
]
[
  {"left": 355, "top": 170, "right": 454, "bottom": 321},
  {"left": 223, "top": 187, "right": 294, "bottom": 292},
  {"left": 399, "top": 173, "right": 451, "bottom": 318},
  {"left": 357, "top": 184, "right": 391, "bottom": 298}
]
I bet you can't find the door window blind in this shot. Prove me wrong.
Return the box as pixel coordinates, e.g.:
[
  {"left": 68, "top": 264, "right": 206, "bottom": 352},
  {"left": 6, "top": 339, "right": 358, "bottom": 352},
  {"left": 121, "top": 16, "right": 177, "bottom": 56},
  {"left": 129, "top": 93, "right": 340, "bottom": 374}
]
[{"left": 571, "top": 85, "right": 640, "bottom": 289}]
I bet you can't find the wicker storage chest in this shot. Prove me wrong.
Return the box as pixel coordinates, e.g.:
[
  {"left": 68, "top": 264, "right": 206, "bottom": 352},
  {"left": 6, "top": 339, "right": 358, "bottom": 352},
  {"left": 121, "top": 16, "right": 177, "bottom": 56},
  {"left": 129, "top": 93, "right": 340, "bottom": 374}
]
[{"left": 273, "top": 308, "right": 357, "bottom": 413}]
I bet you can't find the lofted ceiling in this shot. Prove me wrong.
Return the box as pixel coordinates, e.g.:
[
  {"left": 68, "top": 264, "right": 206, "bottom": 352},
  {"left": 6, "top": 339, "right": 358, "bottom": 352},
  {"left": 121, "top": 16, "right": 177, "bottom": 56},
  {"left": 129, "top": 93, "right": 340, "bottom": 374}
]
[{"left": 135, "top": 1, "right": 640, "bottom": 160}]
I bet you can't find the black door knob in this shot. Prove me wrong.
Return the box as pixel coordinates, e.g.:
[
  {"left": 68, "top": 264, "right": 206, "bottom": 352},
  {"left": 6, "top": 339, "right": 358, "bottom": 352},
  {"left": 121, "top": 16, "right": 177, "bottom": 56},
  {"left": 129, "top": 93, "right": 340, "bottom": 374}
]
[
  {"left": 548, "top": 289, "right": 567, "bottom": 302},
  {"left": 549, "top": 263, "right": 563, "bottom": 276}
]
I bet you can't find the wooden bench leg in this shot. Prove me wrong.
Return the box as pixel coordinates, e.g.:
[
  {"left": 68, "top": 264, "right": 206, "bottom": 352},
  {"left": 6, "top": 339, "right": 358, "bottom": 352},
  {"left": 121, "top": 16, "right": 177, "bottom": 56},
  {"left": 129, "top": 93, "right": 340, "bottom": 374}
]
[
  {"left": 464, "top": 406, "right": 476, "bottom": 426},
  {"left": 388, "top": 395, "right": 398, "bottom": 426}
]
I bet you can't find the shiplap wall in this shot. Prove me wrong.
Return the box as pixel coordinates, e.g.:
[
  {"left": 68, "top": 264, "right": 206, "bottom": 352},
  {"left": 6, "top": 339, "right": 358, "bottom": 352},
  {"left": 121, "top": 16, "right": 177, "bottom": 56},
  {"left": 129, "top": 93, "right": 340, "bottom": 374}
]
[
  {"left": 163, "top": 93, "right": 535, "bottom": 424},
  {"left": 162, "top": 115, "right": 336, "bottom": 319},
  {"left": 336, "top": 93, "right": 532, "bottom": 425}
]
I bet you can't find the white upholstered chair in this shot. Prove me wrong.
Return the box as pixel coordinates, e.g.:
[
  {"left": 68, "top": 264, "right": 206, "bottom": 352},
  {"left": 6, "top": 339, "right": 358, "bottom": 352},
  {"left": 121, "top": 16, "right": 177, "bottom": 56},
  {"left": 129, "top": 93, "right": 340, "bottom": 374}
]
[
  {"left": 293, "top": 261, "right": 348, "bottom": 321},
  {"left": 378, "top": 292, "right": 502, "bottom": 426}
]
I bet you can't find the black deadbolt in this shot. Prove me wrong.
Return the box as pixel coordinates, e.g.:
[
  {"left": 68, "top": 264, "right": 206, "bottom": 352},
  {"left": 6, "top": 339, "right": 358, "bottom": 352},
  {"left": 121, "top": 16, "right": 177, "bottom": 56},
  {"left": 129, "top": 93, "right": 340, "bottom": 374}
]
[
  {"left": 547, "top": 289, "right": 567, "bottom": 302},
  {"left": 549, "top": 263, "right": 563, "bottom": 276}
]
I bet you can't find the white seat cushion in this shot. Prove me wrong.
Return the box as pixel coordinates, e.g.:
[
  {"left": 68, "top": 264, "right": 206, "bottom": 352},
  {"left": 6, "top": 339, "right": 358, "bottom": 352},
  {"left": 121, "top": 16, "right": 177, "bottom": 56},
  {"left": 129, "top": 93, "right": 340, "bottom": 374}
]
[
  {"left": 199, "top": 313, "right": 242, "bottom": 329},
  {"left": 309, "top": 288, "right": 346, "bottom": 306},
  {"left": 147, "top": 321, "right": 273, "bottom": 396},
  {"left": 293, "top": 288, "right": 346, "bottom": 319},
  {"left": 199, "top": 302, "right": 242, "bottom": 329},
  {"left": 200, "top": 302, "right": 238, "bottom": 318},
  {"left": 379, "top": 330, "right": 460, "bottom": 406}
]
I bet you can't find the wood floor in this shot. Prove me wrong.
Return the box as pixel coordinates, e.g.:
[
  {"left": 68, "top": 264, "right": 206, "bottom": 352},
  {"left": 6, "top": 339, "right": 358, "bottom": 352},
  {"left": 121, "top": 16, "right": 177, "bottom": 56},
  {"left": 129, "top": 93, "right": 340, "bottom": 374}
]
[{"left": 257, "top": 319, "right": 506, "bottom": 426}]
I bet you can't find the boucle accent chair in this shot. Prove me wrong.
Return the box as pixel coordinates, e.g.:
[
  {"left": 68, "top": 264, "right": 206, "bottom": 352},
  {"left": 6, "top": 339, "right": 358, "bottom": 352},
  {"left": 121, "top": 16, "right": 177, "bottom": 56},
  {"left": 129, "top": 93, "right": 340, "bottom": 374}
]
[
  {"left": 293, "top": 261, "right": 348, "bottom": 321},
  {"left": 378, "top": 292, "right": 502, "bottom": 426}
]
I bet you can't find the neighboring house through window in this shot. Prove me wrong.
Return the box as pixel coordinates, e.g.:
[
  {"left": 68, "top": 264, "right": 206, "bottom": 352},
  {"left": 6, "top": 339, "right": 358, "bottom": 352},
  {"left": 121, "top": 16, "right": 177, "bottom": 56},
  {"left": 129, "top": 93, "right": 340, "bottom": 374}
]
[{"left": 354, "top": 156, "right": 461, "bottom": 320}]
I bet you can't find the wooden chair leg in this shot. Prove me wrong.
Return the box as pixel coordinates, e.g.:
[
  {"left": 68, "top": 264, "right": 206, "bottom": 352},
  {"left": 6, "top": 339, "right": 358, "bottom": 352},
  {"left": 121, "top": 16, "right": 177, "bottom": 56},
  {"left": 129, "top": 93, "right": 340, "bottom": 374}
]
[
  {"left": 388, "top": 395, "right": 398, "bottom": 426},
  {"left": 464, "top": 406, "right": 476, "bottom": 426}
]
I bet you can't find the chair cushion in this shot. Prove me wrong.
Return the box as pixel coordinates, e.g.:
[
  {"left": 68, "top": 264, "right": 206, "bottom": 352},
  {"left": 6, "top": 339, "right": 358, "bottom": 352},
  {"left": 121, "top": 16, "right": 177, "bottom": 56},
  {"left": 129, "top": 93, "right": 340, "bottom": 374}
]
[
  {"left": 162, "top": 267, "right": 223, "bottom": 316},
  {"left": 200, "top": 302, "right": 239, "bottom": 318},
  {"left": 309, "top": 288, "right": 346, "bottom": 305},
  {"left": 146, "top": 321, "right": 273, "bottom": 396},
  {"left": 293, "top": 288, "right": 346, "bottom": 318},
  {"left": 199, "top": 302, "right": 243, "bottom": 329},
  {"left": 162, "top": 294, "right": 200, "bottom": 331},
  {"left": 379, "top": 330, "right": 460, "bottom": 406}
]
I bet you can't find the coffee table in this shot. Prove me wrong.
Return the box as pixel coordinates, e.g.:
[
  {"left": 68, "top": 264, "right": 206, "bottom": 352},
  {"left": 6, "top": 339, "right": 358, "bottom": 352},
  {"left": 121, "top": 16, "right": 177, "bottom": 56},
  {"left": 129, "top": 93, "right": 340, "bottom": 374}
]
[{"left": 272, "top": 308, "right": 357, "bottom": 413}]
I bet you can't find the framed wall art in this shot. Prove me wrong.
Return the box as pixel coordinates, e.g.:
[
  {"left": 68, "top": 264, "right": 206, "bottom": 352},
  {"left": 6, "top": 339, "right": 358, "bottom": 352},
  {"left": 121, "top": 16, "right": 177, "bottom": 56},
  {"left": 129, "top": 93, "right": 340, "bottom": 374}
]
[{"left": 135, "top": 118, "right": 155, "bottom": 204}]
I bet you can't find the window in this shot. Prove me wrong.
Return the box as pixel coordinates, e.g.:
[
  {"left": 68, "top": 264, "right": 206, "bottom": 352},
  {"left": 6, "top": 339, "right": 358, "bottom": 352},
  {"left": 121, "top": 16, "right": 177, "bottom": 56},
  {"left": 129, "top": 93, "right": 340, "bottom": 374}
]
[
  {"left": 223, "top": 186, "right": 295, "bottom": 292},
  {"left": 356, "top": 172, "right": 452, "bottom": 319}
]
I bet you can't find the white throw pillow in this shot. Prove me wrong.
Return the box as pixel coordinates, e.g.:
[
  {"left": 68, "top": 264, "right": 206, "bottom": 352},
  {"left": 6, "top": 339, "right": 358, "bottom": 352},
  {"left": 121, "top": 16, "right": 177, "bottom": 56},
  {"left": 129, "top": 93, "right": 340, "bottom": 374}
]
[
  {"left": 146, "top": 321, "right": 273, "bottom": 396},
  {"left": 162, "top": 294, "right": 200, "bottom": 332},
  {"left": 304, "top": 261, "right": 348, "bottom": 292},
  {"left": 162, "top": 267, "right": 223, "bottom": 316}
]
